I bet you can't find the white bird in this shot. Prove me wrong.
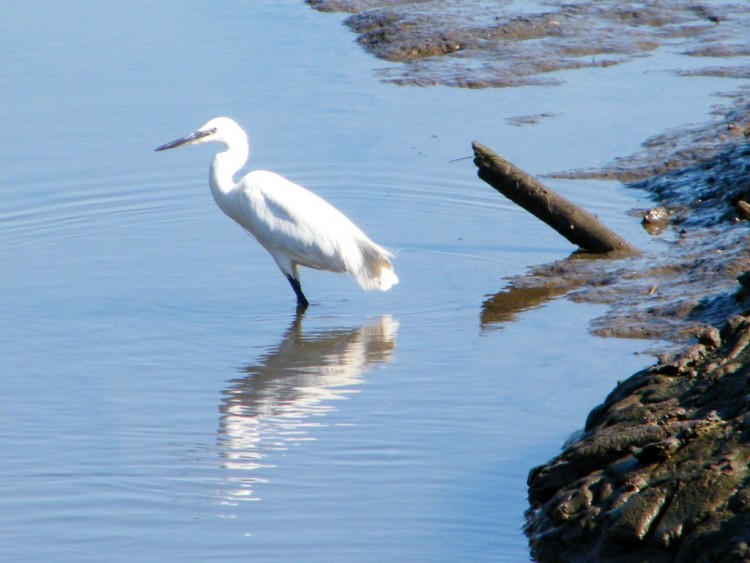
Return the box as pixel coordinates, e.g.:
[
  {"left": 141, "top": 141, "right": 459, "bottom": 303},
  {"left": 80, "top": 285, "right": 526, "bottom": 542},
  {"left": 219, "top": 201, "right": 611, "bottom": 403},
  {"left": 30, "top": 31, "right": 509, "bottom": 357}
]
[{"left": 155, "top": 117, "right": 398, "bottom": 309}]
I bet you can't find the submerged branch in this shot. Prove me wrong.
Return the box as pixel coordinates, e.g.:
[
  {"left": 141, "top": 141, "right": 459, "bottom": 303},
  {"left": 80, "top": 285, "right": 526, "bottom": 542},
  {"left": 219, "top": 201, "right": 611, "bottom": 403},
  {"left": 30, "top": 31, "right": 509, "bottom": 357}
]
[{"left": 472, "top": 141, "right": 639, "bottom": 256}]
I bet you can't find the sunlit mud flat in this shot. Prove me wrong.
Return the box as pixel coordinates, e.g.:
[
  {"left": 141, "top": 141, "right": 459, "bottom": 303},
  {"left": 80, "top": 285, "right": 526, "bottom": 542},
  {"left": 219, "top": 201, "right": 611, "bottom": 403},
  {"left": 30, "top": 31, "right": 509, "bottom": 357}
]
[{"left": 309, "top": 0, "right": 750, "bottom": 87}]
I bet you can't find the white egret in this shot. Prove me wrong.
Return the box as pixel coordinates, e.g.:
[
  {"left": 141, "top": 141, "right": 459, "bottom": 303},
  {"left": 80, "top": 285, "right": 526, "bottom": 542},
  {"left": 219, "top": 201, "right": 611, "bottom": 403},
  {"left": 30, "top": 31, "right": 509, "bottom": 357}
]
[{"left": 155, "top": 117, "right": 398, "bottom": 309}]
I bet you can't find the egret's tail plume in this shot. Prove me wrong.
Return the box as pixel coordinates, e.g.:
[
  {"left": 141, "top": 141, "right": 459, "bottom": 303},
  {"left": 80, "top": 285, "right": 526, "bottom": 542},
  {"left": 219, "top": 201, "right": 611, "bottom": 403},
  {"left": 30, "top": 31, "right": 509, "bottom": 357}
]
[
  {"left": 354, "top": 240, "right": 399, "bottom": 292},
  {"left": 376, "top": 263, "right": 399, "bottom": 291}
]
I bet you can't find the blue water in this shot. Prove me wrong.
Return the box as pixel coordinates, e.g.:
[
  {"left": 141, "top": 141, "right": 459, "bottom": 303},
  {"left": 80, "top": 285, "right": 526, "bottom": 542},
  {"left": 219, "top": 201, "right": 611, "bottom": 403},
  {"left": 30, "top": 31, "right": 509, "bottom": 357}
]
[{"left": 0, "top": 1, "right": 739, "bottom": 561}]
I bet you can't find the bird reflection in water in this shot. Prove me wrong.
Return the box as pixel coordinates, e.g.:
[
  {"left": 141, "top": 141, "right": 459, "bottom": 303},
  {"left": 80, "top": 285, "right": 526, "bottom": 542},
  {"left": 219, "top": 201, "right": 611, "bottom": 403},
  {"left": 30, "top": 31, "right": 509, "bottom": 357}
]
[{"left": 217, "top": 314, "right": 399, "bottom": 502}]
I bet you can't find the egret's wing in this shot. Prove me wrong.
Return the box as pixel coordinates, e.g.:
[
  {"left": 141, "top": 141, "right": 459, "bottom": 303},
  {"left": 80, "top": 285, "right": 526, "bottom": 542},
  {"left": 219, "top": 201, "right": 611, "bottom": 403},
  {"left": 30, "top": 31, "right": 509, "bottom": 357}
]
[{"left": 237, "top": 171, "right": 364, "bottom": 272}]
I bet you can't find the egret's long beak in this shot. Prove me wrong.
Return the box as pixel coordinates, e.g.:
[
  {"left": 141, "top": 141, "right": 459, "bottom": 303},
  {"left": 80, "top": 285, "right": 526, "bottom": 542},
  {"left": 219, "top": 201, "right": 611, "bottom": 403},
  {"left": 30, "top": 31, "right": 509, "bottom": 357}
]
[{"left": 155, "top": 129, "right": 212, "bottom": 151}]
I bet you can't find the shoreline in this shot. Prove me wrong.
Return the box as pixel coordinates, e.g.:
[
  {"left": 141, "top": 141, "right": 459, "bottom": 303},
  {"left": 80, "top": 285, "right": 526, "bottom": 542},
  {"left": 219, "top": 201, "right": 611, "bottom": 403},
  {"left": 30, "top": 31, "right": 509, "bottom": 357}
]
[{"left": 308, "top": 0, "right": 750, "bottom": 559}]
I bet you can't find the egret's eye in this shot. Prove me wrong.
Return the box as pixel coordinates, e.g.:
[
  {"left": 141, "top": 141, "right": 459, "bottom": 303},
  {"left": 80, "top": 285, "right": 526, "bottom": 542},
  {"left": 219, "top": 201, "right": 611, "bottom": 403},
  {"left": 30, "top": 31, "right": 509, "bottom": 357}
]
[{"left": 209, "top": 127, "right": 218, "bottom": 134}]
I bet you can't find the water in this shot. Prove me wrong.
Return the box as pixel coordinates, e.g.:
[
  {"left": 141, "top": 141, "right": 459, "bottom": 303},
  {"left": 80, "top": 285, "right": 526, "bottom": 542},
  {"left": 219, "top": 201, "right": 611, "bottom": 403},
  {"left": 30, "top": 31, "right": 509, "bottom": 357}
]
[{"left": 1, "top": 1, "right": 741, "bottom": 561}]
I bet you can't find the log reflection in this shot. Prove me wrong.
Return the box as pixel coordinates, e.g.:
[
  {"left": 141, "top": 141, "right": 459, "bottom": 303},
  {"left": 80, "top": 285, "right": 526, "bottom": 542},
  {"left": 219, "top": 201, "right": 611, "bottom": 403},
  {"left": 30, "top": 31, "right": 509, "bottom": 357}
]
[{"left": 481, "top": 283, "right": 573, "bottom": 326}]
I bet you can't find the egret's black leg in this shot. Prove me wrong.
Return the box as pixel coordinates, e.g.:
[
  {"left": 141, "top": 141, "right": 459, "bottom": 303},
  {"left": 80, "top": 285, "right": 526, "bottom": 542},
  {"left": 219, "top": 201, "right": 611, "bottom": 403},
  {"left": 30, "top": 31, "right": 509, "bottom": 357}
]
[{"left": 286, "top": 275, "right": 309, "bottom": 309}]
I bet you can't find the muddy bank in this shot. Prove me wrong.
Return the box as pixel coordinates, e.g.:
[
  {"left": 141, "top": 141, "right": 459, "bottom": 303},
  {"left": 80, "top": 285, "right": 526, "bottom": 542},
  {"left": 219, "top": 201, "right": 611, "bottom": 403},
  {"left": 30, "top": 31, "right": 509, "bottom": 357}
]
[
  {"left": 483, "top": 129, "right": 750, "bottom": 345},
  {"left": 308, "top": 0, "right": 750, "bottom": 560},
  {"left": 526, "top": 314, "right": 750, "bottom": 562},
  {"left": 485, "top": 106, "right": 750, "bottom": 559},
  {"left": 309, "top": 0, "right": 750, "bottom": 88},
  {"left": 523, "top": 139, "right": 750, "bottom": 561},
  {"left": 550, "top": 93, "right": 750, "bottom": 183}
]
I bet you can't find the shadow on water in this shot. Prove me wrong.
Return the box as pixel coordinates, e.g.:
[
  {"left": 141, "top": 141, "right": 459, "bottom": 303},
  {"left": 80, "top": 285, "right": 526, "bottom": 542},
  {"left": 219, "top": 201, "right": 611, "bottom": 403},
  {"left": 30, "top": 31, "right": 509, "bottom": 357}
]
[{"left": 217, "top": 313, "right": 399, "bottom": 502}]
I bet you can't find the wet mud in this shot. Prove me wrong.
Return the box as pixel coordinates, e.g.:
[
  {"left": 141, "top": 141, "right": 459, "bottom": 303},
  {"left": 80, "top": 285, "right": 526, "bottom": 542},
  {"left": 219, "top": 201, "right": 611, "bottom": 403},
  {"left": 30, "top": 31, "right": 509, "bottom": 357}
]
[
  {"left": 309, "top": 0, "right": 750, "bottom": 88},
  {"left": 526, "top": 315, "right": 750, "bottom": 562},
  {"left": 550, "top": 93, "right": 750, "bottom": 183},
  {"left": 521, "top": 140, "right": 750, "bottom": 561},
  {"left": 308, "top": 0, "right": 750, "bottom": 559},
  {"left": 484, "top": 134, "right": 750, "bottom": 345}
]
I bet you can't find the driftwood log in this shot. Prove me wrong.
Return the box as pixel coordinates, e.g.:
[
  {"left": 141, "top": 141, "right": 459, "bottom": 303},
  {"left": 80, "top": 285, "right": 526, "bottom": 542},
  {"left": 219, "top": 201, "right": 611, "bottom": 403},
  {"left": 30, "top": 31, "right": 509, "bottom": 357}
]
[{"left": 472, "top": 141, "right": 639, "bottom": 255}]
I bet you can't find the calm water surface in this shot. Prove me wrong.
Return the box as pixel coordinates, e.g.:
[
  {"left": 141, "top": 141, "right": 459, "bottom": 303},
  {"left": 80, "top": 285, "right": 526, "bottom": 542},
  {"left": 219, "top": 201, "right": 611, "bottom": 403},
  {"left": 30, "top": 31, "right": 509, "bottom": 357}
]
[{"left": 1, "top": 1, "right": 738, "bottom": 561}]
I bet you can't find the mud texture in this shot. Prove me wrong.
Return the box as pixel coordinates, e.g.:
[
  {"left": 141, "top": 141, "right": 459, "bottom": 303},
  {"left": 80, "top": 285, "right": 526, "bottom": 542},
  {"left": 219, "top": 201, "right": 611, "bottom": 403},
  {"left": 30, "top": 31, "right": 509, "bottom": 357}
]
[
  {"left": 309, "top": 0, "right": 750, "bottom": 88},
  {"left": 550, "top": 94, "right": 750, "bottom": 183},
  {"left": 526, "top": 315, "right": 750, "bottom": 562},
  {"left": 516, "top": 116, "right": 750, "bottom": 562}
]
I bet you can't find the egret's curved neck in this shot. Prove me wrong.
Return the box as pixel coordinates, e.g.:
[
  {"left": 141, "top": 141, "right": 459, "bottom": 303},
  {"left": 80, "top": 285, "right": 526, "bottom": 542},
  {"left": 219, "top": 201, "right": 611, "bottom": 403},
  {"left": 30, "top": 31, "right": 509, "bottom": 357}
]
[{"left": 209, "top": 137, "right": 249, "bottom": 198}]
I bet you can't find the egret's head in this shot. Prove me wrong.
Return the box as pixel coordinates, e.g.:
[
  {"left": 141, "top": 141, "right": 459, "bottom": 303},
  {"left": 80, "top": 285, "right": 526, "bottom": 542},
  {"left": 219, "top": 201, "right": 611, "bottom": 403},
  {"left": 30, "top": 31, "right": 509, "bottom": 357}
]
[{"left": 155, "top": 117, "right": 246, "bottom": 152}]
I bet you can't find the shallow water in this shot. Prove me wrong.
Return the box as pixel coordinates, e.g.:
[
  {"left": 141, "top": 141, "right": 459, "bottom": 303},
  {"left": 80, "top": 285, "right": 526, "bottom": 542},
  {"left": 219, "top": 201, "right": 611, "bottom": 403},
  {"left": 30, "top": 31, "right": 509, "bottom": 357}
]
[{"left": 1, "top": 1, "right": 744, "bottom": 561}]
